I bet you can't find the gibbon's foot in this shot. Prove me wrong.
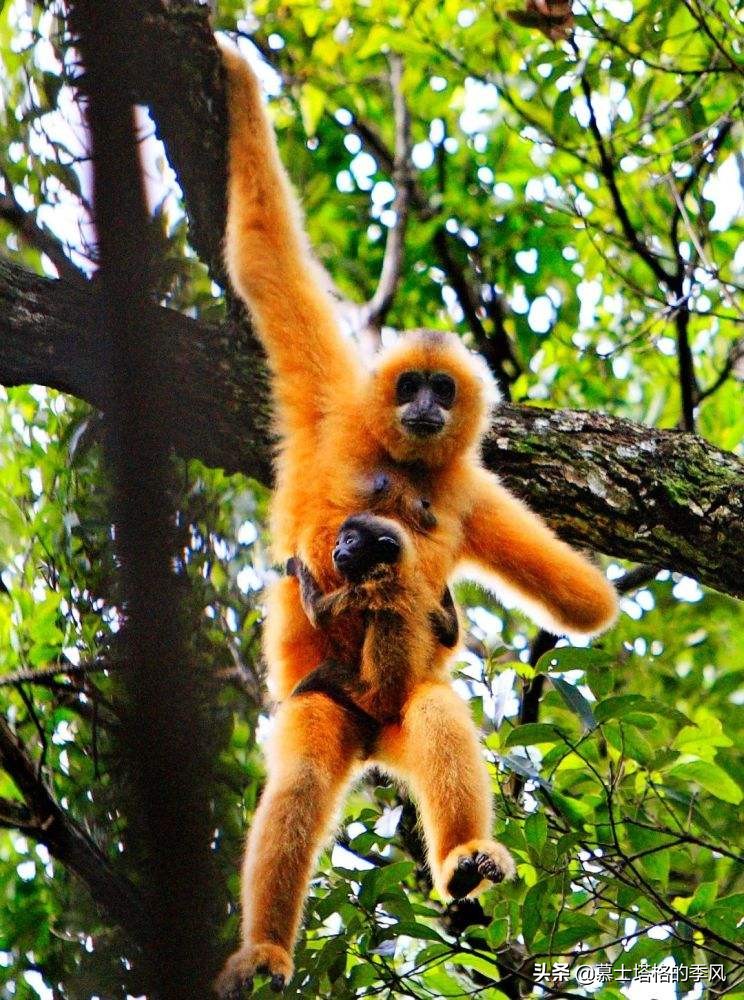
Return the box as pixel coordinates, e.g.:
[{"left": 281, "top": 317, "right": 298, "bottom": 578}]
[
  {"left": 440, "top": 839, "right": 516, "bottom": 899},
  {"left": 214, "top": 943, "right": 293, "bottom": 998}
]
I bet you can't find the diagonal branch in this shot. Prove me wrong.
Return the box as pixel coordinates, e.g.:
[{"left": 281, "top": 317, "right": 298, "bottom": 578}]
[
  {"left": 0, "top": 713, "right": 144, "bottom": 940},
  {"left": 574, "top": 63, "right": 673, "bottom": 290},
  {"left": 356, "top": 53, "right": 412, "bottom": 343},
  {"left": 0, "top": 169, "right": 87, "bottom": 286}
]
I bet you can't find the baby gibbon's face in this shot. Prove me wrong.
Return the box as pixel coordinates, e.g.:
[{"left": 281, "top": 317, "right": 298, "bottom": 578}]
[{"left": 366, "top": 330, "right": 498, "bottom": 465}]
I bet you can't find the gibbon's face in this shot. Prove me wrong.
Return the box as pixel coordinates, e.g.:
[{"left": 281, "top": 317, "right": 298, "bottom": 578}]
[
  {"left": 367, "top": 330, "right": 499, "bottom": 465},
  {"left": 395, "top": 370, "right": 457, "bottom": 438},
  {"left": 333, "top": 514, "right": 404, "bottom": 583}
]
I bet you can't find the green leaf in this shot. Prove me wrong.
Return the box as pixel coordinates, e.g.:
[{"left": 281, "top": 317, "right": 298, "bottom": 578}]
[
  {"left": 536, "top": 646, "right": 612, "bottom": 674},
  {"left": 299, "top": 83, "right": 326, "bottom": 136},
  {"left": 551, "top": 676, "right": 596, "bottom": 730},
  {"left": 688, "top": 881, "right": 717, "bottom": 916},
  {"left": 552, "top": 90, "right": 573, "bottom": 137},
  {"left": 505, "top": 723, "right": 566, "bottom": 746},
  {"left": 524, "top": 812, "right": 548, "bottom": 853},
  {"left": 669, "top": 761, "right": 742, "bottom": 804},
  {"left": 447, "top": 951, "right": 502, "bottom": 976},
  {"left": 358, "top": 861, "right": 414, "bottom": 908},
  {"left": 487, "top": 917, "right": 509, "bottom": 949}
]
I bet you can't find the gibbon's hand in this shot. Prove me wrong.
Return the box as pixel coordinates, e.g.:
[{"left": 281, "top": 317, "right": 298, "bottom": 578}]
[{"left": 507, "top": 0, "right": 574, "bottom": 39}]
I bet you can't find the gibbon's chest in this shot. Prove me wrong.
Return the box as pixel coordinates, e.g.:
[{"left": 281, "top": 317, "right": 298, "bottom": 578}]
[
  {"left": 276, "top": 447, "right": 464, "bottom": 586},
  {"left": 355, "top": 460, "right": 464, "bottom": 576}
]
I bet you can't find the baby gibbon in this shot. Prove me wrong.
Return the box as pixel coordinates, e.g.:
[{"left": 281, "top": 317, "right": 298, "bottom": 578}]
[
  {"left": 291, "top": 512, "right": 460, "bottom": 726},
  {"left": 217, "top": 514, "right": 514, "bottom": 996},
  {"left": 216, "top": 39, "right": 618, "bottom": 994}
]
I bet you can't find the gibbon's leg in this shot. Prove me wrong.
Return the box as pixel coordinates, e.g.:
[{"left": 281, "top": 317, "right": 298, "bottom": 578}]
[
  {"left": 218, "top": 40, "right": 363, "bottom": 428},
  {"left": 376, "top": 681, "right": 515, "bottom": 899},
  {"left": 462, "top": 469, "right": 618, "bottom": 638},
  {"left": 215, "top": 693, "right": 365, "bottom": 997}
]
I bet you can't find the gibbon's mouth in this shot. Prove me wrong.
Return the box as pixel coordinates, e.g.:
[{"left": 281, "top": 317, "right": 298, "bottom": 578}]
[{"left": 401, "top": 416, "right": 445, "bottom": 437}]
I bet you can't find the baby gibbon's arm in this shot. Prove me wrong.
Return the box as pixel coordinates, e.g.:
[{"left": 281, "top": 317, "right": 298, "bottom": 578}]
[
  {"left": 219, "top": 41, "right": 363, "bottom": 425},
  {"left": 461, "top": 470, "right": 617, "bottom": 637},
  {"left": 292, "top": 560, "right": 363, "bottom": 628}
]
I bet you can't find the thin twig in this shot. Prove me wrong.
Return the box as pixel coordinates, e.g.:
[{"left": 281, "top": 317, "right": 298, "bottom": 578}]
[{"left": 358, "top": 54, "right": 412, "bottom": 345}]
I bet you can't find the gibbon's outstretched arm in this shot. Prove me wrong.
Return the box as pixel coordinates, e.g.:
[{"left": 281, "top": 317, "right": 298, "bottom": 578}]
[
  {"left": 219, "top": 41, "right": 363, "bottom": 428},
  {"left": 462, "top": 469, "right": 618, "bottom": 637}
]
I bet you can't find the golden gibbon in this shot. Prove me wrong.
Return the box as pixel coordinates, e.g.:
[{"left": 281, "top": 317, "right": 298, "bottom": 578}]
[{"left": 215, "top": 40, "right": 617, "bottom": 995}]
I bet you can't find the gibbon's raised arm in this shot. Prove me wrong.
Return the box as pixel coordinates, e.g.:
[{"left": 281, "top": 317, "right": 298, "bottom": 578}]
[
  {"left": 219, "top": 41, "right": 363, "bottom": 427},
  {"left": 461, "top": 469, "right": 617, "bottom": 638}
]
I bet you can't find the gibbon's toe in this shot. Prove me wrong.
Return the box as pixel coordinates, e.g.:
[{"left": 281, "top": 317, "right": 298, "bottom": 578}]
[
  {"left": 215, "top": 943, "right": 293, "bottom": 998},
  {"left": 440, "top": 839, "right": 516, "bottom": 899}
]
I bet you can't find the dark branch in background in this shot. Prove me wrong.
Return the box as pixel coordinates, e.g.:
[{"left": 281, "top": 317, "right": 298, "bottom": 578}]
[
  {"left": 1, "top": 257, "right": 742, "bottom": 598},
  {"left": 357, "top": 53, "right": 412, "bottom": 347},
  {"left": 0, "top": 714, "right": 144, "bottom": 939},
  {"left": 0, "top": 168, "right": 86, "bottom": 286},
  {"left": 572, "top": 44, "right": 737, "bottom": 433},
  {"left": 572, "top": 44, "right": 698, "bottom": 429},
  {"left": 70, "top": 1, "right": 219, "bottom": 996}
]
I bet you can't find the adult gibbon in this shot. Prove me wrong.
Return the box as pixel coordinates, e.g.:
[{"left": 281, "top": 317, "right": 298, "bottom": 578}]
[{"left": 216, "top": 40, "right": 617, "bottom": 995}]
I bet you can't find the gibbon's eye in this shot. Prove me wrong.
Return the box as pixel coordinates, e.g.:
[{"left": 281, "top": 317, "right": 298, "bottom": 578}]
[
  {"left": 430, "top": 373, "right": 456, "bottom": 408},
  {"left": 396, "top": 371, "right": 424, "bottom": 404}
]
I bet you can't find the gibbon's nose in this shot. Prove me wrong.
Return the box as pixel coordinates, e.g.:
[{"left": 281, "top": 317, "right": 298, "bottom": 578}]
[{"left": 332, "top": 545, "right": 353, "bottom": 569}]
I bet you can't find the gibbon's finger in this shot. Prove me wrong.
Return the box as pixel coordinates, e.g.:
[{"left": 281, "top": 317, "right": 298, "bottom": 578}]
[{"left": 271, "top": 973, "right": 286, "bottom": 992}]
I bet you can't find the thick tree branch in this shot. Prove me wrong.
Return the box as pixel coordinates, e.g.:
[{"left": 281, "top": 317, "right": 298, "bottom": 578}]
[
  {"left": 0, "top": 257, "right": 273, "bottom": 482},
  {"left": 1, "top": 258, "right": 741, "bottom": 598}
]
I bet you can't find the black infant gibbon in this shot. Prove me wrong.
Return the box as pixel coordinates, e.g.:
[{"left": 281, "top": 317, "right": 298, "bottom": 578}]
[
  {"left": 291, "top": 512, "right": 461, "bottom": 728},
  {"left": 216, "top": 38, "right": 618, "bottom": 996}
]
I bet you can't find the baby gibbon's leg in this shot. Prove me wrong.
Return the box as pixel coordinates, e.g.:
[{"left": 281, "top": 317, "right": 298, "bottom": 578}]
[
  {"left": 376, "top": 682, "right": 515, "bottom": 899},
  {"left": 215, "top": 693, "right": 364, "bottom": 997}
]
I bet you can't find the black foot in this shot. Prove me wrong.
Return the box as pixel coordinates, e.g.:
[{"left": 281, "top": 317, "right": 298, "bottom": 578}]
[
  {"left": 271, "top": 973, "right": 286, "bottom": 993},
  {"left": 473, "top": 850, "right": 506, "bottom": 884},
  {"left": 447, "top": 851, "right": 506, "bottom": 898}
]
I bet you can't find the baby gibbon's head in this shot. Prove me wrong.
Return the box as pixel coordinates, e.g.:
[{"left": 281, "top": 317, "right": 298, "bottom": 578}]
[
  {"left": 366, "top": 330, "right": 499, "bottom": 466},
  {"left": 333, "top": 513, "right": 412, "bottom": 583}
]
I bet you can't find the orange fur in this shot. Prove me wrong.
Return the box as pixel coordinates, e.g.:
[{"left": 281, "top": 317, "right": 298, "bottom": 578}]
[{"left": 216, "top": 40, "right": 618, "bottom": 991}]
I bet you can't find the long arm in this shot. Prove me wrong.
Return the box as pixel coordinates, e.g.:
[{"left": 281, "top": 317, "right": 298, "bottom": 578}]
[
  {"left": 461, "top": 469, "right": 617, "bottom": 637},
  {"left": 219, "top": 40, "right": 363, "bottom": 429}
]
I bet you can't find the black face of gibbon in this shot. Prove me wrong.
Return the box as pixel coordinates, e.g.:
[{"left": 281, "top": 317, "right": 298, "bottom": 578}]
[
  {"left": 332, "top": 514, "right": 402, "bottom": 583},
  {"left": 395, "top": 371, "right": 457, "bottom": 437}
]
